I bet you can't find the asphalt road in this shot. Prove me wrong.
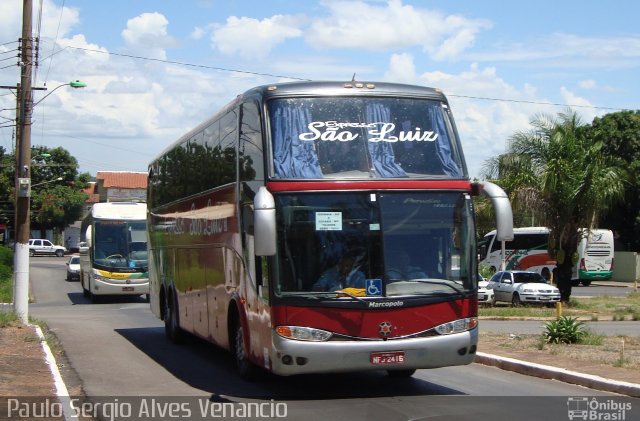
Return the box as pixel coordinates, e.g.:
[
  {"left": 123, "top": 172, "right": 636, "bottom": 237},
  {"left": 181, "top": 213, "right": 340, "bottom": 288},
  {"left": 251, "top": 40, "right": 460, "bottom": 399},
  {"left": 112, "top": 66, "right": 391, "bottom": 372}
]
[{"left": 27, "top": 256, "right": 636, "bottom": 421}]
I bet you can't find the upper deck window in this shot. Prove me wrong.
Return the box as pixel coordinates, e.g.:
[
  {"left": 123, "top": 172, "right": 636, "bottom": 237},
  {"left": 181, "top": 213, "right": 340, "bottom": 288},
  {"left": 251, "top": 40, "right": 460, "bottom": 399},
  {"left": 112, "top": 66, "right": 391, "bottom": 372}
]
[{"left": 269, "top": 97, "right": 465, "bottom": 179}]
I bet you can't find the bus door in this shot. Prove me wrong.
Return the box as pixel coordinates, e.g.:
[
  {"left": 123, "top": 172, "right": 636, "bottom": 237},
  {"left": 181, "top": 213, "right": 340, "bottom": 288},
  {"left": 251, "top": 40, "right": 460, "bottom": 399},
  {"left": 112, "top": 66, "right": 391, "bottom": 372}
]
[{"left": 241, "top": 203, "right": 272, "bottom": 371}]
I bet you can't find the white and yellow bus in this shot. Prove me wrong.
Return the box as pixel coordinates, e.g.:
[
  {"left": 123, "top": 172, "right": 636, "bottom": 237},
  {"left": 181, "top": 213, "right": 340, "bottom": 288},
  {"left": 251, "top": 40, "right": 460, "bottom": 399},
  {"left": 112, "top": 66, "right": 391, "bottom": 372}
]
[{"left": 80, "top": 202, "right": 149, "bottom": 302}]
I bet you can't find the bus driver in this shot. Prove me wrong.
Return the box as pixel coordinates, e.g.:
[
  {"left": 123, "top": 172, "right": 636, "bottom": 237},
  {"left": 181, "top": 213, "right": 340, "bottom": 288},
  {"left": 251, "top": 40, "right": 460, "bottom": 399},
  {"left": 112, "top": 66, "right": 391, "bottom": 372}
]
[{"left": 312, "top": 253, "right": 366, "bottom": 292}]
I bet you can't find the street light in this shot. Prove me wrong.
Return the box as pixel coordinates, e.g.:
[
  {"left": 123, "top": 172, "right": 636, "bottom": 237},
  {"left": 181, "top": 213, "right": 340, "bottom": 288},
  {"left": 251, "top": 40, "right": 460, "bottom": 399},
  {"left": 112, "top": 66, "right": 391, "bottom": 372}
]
[
  {"left": 33, "top": 80, "right": 87, "bottom": 107},
  {"left": 31, "top": 177, "right": 63, "bottom": 189}
]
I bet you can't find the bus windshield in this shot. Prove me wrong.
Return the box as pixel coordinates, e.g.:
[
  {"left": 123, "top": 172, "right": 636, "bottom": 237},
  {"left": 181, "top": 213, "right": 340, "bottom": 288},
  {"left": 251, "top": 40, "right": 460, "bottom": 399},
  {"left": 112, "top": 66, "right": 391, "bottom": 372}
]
[
  {"left": 274, "top": 191, "right": 475, "bottom": 299},
  {"left": 268, "top": 97, "right": 465, "bottom": 179},
  {"left": 94, "top": 220, "right": 148, "bottom": 270}
]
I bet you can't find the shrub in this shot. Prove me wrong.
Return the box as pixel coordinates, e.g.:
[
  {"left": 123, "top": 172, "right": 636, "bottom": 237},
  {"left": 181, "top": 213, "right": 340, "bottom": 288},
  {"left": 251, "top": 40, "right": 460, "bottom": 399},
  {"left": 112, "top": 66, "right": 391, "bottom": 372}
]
[
  {"left": 543, "top": 316, "right": 587, "bottom": 344},
  {"left": 0, "top": 246, "right": 13, "bottom": 267}
]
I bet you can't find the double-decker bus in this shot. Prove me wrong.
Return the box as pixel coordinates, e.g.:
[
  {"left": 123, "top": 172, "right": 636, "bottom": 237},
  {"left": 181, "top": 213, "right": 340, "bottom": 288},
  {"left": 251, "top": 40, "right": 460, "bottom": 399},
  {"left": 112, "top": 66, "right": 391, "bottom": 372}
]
[
  {"left": 478, "top": 227, "right": 554, "bottom": 277},
  {"left": 478, "top": 227, "right": 614, "bottom": 286},
  {"left": 79, "top": 202, "right": 149, "bottom": 302},
  {"left": 147, "top": 81, "right": 513, "bottom": 378},
  {"left": 574, "top": 228, "right": 614, "bottom": 286}
]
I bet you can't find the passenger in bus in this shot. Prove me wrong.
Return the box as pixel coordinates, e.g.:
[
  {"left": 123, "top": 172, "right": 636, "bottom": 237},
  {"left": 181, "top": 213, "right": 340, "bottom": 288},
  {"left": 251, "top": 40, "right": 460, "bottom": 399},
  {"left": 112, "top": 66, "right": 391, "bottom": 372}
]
[
  {"left": 312, "top": 253, "right": 366, "bottom": 291},
  {"left": 386, "top": 250, "right": 427, "bottom": 280}
]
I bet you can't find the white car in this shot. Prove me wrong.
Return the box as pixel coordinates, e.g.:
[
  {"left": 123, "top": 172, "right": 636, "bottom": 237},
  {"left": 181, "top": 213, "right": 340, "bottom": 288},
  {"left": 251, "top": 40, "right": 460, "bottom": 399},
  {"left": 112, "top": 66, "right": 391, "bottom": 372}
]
[
  {"left": 28, "top": 239, "right": 67, "bottom": 257},
  {"left": 477, "top": 276, "right": 494, "bottom": 305},
  {"left": 66, "top": 255, "right": 81, "bottom": 281},
  {"left": 488, "top": 270, "right": 560, "bottom": 307}
]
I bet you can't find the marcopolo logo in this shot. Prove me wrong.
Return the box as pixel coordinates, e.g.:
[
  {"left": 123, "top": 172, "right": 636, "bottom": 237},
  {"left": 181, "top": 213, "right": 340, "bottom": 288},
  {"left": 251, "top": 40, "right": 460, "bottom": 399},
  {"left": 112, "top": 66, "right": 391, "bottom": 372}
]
[{"left": 567, "top": 397, "right": 632, "bottom": 420}]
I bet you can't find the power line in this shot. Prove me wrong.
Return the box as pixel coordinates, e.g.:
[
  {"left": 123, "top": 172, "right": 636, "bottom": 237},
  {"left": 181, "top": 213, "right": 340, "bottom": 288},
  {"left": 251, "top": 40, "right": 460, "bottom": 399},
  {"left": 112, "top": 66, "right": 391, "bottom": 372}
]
[
  {"left": 67, "top": 45, "right": 312, "bottom": 81},
  {"left": 0, "top": 40, "right": 19, "bottom": 47},
  {"left": 66, "top": 45, "right": 634, "bottom": 112},
  {"left": 42, "top": 0, "right": 65, "bottom": 85},
  {"left": 447, "top": 93, "right": 631, "bottom": 112}
]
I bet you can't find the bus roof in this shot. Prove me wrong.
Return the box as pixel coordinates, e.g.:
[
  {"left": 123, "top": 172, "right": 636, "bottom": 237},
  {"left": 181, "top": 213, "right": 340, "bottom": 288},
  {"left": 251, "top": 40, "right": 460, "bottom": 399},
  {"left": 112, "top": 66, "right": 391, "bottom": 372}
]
[
  {"left": 483, "top": 227, "right": 549, "bottom": 238},
  {"left": 91, "top": 202, "right": 147, "bottom": 220},
  {"left": 149, "top": 80, "right": 450, "bottom": 166}
]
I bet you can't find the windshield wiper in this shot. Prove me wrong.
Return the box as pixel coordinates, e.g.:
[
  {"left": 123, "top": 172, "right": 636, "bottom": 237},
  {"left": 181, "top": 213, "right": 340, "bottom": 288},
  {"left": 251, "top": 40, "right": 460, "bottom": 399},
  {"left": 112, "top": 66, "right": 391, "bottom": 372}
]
[
  {"left": 282, "top": 291, "right": 368, "bottom": 305},
  {"left": 398, "top": 278, "right": 465, "bottom": 294}
]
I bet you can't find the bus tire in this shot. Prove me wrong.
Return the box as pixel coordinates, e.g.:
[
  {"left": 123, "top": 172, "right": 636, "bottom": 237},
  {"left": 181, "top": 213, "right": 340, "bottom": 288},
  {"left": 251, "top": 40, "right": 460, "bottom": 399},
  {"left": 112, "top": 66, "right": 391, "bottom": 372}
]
[
  {"left": 386, "top": 369, "right": 416, "bottom": 378},
  {"left": 580, "top": 280, "right": 591, "bottom": 287},
  {"left": 164, "top": 290, "right": 185, "bottom": 344},
  {"left": 232, "top": 319, "right": 256, "bottom": 380}
]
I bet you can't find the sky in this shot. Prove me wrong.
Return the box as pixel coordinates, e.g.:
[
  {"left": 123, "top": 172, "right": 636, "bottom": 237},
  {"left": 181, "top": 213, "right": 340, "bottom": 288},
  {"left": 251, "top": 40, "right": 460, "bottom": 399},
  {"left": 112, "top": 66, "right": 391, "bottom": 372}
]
[{"left": 1, "top": 0, "right": 639, "bottom": 179}]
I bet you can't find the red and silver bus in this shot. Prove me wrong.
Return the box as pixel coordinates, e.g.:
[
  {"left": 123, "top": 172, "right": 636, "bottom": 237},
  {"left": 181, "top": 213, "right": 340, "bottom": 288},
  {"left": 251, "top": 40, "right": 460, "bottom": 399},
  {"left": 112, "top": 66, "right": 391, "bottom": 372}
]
[{"left": 147, "top": 81, "right": 513, "bottom": 378}]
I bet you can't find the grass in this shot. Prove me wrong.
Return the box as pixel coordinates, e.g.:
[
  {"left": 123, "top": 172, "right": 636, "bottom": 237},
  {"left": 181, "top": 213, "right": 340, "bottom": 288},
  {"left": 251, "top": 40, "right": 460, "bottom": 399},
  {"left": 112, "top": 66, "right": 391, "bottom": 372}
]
[
  {"left": 480, "top": 291, "right": 640, "bottom": 320},
  {"left": 0, "top": 277, "right": 11, "bottom": 303},
  {"left": 0, "top": 245, "right": 13, "bottom": 303},
  {"left": 0, "top": 309, "right": 19, "bottom": 328}
]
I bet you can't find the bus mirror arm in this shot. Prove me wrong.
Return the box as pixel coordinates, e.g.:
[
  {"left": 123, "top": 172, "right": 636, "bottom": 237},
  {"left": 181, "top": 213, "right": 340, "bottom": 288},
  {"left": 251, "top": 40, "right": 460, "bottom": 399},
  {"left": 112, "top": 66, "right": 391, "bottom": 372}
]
[
  {"left": 254, "top": 187, "right": 277, "bottom": 256},
  {"left": 480, "top": 181, "right": 514, "bottom": 242}
]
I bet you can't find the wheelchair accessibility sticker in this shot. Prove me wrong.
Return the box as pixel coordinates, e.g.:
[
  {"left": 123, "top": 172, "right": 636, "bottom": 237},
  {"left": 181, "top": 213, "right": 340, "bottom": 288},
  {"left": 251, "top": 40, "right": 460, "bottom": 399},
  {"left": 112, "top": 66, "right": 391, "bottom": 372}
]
[{"left": 366, "top": 279, "right": 383, "bottom": 296}]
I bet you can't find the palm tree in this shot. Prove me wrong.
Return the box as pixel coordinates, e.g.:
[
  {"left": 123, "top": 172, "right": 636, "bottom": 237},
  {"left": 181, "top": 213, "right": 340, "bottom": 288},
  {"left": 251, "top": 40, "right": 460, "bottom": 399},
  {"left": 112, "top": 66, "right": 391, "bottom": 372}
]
[{"left": 483, "top": 110, "right": 627, "bottom": 301}]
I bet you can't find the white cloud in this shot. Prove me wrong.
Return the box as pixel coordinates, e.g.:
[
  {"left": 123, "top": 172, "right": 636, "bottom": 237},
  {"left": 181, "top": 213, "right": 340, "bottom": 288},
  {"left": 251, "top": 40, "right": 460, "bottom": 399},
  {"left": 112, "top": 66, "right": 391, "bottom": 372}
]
[
  {"left": 306, "top": 0, "right": 491, "bottom": 60},
  {"left": 559, "top": 87, "right": 601, "bottom": 123},
  {"left": 190, "top": 26, "right": 207, "bottom": 40},
  {"left": 383, "top": 54, "right": 557, "bottom": 178},
  {"left": 211, "top": 15, "right": 303, "bottom": 59},
  {"left": 579, "top": 79, "right": 597, "bottom": 89},
  {"left": 121, "top": 12, "right": 176, "bottom": 60}
]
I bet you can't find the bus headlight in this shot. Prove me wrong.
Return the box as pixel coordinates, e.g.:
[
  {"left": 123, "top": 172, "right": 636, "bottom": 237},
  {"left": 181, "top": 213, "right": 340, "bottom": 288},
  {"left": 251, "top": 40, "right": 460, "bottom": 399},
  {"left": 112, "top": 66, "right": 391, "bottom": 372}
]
[
  {"left": 275, "top": 326, "right": 333, "bottom": 341},
  {"left": 435, "top": 317, "right": 478, "bottom": 335}
]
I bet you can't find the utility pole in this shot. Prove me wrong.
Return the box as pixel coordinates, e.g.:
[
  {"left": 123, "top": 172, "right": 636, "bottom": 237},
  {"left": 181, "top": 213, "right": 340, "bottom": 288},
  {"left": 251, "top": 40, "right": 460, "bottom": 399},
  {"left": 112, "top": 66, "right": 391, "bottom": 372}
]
[{"left": 14, "top": 0, "right": 34, "bottom": 323}]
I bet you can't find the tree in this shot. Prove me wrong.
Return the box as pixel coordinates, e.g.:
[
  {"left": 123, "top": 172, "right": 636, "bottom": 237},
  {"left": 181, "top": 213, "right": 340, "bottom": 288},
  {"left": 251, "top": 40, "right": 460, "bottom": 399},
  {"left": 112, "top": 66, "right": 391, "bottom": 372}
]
[
  {"left": 0, "top": 145, "right": 90, "bottom": 240},
  {"left": 482, "top": 110, "right": 627, "bottom": 301},
  {"left": 585, "top": 110, "right": 640, "bottom": 251}
]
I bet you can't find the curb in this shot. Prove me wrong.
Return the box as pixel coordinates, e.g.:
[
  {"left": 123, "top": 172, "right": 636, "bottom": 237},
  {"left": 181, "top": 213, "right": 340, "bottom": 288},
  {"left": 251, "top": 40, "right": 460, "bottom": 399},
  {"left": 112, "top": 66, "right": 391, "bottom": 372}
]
[
  {"left": 475, "top": 352, "right": 640, "bottom": 398},
  {"left": 32, "top": 324, "right": 75, "bottom": 421}
]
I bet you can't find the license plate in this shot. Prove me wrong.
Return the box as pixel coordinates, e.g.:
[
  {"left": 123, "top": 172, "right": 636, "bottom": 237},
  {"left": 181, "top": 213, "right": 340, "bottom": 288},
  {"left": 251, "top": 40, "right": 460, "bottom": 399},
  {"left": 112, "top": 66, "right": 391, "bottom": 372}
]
[
  {"left": 122, "top": 286, "right": 134, "bottom": 292},
  {"left": 370, "top": 351, "right": 405, "bottom": 365}
]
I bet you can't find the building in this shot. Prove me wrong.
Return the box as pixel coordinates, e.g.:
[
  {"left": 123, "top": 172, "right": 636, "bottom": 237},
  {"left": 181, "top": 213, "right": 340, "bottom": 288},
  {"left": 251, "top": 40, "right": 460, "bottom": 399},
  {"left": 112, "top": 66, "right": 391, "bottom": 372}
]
[
  {"left": 65, "top": 171, "right": 148, "bottom": 252},
  {"left": 96, "top": 171, "right": 147, "bottom": 203}
]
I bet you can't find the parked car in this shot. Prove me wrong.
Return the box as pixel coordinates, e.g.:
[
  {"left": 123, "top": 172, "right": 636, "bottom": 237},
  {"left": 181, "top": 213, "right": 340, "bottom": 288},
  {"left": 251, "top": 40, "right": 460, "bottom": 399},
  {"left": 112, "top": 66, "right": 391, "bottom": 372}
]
[
  {"left": 477, "top": 274, "right": 494, "bottom": 305},
  {"left": 488, "top": 270, "right": 560, "bottom": 307},
  {"left": 66, "top": 255, "right": 81, "bottom": 281},
  {"left": 28, "top": 239, "right": 67, "bottom": 257}
]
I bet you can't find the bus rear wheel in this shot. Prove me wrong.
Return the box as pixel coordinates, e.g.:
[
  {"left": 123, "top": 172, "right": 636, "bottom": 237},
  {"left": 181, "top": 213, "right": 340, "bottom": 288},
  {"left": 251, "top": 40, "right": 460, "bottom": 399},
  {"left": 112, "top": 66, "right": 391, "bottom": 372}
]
[{"left": 164, "top": 291, "right": 185, "bottom": 344}]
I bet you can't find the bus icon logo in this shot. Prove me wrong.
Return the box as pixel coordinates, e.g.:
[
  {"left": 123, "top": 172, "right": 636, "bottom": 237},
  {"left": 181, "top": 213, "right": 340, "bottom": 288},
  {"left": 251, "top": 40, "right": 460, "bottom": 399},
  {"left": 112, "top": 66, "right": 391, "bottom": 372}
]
[
  {"left": 567, "top": 397, "right": 589, "bottom": 420},
  {"left": 366, "top": 279, "right": 382, "bottom": 296}
]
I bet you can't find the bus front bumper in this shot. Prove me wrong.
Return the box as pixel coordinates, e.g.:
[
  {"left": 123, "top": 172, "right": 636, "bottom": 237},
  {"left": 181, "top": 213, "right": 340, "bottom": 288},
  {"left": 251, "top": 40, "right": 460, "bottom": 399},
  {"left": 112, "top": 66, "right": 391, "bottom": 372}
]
[
  {"left": 92, "top": 278, "right": 149, "bottom": 296},
  {"left": 269, "top": 328, "right": 478, "bottom": 376}
]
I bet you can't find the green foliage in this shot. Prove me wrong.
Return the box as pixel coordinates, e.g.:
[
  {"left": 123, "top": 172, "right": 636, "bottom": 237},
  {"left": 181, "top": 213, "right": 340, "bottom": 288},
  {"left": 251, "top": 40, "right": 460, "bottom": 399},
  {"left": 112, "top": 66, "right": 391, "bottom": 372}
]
[
  {"left": 0, "top": 145, "right": 89, "bottom": 233},
  {"left": 587, "top": 111, "right": 640, "bottom": 251},
  {"left": 0, "top": 246, "right": 12, "bottom": 303},
  {"left": 543, "top": 316, "right": 587, "bottom": 344},
  {"left": 478, "top": 265, "right": 493, "bottom": 279},
  {"left": 481, "top": 109, "right": 628, "bottom": 298}
]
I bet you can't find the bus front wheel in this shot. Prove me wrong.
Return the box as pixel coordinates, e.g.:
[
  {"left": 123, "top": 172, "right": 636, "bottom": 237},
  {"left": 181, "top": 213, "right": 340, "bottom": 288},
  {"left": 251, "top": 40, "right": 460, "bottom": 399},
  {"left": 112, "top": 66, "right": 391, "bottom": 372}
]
[
  {"left": 232, "top": 320, "right": 256, "bottom": 380},
  {"left": 387, "top": 369, "right": 416, "bottom": 378}
]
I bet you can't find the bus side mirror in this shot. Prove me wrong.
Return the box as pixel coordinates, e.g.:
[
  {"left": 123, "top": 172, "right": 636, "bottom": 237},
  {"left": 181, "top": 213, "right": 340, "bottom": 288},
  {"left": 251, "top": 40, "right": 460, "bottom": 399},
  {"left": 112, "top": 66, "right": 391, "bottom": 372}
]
[
  {"left": 254, "top": 187, "right": 276, "bottom": 256},
  {"left": 480, "top": 181, "right": 514, "bottom": 242}
]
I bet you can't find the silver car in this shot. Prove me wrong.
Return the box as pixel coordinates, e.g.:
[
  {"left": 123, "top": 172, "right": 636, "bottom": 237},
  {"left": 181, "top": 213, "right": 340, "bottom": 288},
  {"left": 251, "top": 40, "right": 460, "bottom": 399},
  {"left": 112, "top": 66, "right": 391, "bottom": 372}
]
[{"left": 488, "top": 270, "right": 560, "bottom": 307}]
